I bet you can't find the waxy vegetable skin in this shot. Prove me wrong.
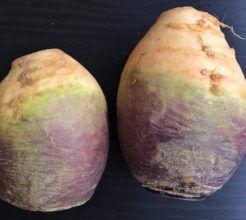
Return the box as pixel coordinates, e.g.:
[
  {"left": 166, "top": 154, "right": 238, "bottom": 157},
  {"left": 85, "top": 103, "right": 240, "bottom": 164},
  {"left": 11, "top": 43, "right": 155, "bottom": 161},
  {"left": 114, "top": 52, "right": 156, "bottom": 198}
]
[
  {"left": 0, "top": 49, "right": 109, "bottom": 211},
  {"left": 117, "top": 7, "right": 246, "bottom": 199}
]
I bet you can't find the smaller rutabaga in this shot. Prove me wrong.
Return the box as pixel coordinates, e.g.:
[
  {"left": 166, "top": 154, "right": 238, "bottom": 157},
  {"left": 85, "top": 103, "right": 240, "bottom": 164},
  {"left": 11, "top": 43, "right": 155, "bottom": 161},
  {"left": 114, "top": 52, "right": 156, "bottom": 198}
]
[
  {"left": 0, "top": 49, "right": 109, "bottom": 211},
  {"left": 117, "top": 7, "right": 246, "bottom": 200}
]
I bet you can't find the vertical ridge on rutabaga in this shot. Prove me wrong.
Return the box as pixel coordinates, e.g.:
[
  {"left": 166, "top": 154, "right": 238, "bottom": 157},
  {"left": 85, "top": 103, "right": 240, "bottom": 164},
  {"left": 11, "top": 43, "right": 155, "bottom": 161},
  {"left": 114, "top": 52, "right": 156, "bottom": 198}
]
[
  {"left": 0, "top": 49, "right": 109, "bottom": 211},
  {"left": 117, "top": 7, "right": 246, "bottom": 200}
]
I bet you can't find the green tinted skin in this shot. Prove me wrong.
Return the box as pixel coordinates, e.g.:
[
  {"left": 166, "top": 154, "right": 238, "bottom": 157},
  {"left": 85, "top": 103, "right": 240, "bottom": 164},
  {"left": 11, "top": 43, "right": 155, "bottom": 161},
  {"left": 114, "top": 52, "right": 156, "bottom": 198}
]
[
  {"left": 0, "top": 84, "right": 108, "bottom": 211},
  {"left": 0, "top": 84, "right": 106, "bottom": 152},
  {"left": 22, "top": 85, "right": 106, "bottom": 119},
  {"left": 118, "top": 70, "right": 246, "bottom": 199}
]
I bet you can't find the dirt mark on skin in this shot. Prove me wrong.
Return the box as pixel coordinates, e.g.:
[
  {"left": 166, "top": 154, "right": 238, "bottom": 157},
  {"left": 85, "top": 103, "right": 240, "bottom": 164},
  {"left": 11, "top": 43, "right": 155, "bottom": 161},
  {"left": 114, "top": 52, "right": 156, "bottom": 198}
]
[{"left": 18, "top": 72, "right": 33, "bottom": 86}]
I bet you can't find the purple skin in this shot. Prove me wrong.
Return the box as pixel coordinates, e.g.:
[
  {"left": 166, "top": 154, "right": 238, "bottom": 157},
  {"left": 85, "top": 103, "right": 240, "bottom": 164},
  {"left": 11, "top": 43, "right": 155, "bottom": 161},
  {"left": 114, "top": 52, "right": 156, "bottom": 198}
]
[
  {"left": 0, "top": 91, "right": 108, "bottom": 211},
  {"left": 118, "top": 71, "right": 246, "bottom": 199}
]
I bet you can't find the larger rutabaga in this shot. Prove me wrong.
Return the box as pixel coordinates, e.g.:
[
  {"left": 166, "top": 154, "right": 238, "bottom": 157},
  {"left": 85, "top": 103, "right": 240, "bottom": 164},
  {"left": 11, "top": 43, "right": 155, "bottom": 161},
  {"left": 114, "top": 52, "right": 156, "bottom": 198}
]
[
  {"left": 0, "top": 49, "right": 109, "bottom": 211},
  {"left": 117, "top": 7, "right": 246, "bottom": 200}
]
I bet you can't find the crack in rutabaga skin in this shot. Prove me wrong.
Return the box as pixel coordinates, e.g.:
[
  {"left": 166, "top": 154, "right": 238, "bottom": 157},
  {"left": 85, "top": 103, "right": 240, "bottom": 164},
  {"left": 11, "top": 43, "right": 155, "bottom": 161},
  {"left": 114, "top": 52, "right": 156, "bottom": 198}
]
[
  {"left": 0, "top": 85, "right": 108, "bottom": 211},
  {"left": 118, "top": 70, "right": 246, "bottom": 199}
]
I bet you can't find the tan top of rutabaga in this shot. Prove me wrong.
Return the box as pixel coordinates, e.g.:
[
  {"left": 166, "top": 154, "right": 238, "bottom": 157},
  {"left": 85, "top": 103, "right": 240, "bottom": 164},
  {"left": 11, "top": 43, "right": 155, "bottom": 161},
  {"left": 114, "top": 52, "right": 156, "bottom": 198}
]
[
  {"left": 122, "top": 6, "right": 246, "bottom": 98},
  {"left": 0, "top": 49, "right": 102, "bottom": 117}
]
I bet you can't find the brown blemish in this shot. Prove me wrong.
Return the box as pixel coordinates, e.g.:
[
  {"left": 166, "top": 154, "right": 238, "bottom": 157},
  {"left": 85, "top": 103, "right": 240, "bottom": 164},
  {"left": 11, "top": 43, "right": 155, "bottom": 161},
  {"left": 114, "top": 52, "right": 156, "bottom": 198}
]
[
  {"left": 198, "top": 35, "right": 203, "bottom": 45},
  {"left": 210, "top": 83, "right": 219, "bottom": 94},
  {"left": 210, "top": 72, "right": 223, "bottom": 82},
  {"left": 140, "top": 52, "right": 147, "bottom": 57},
  {"left": 200, "top": 68, "right": 223, "bottom": 94},
  {"left": 198, "top": 36, "right": 214, "bottom": 57},
  {"left": 197, "top": 19, "right": 206, "bottom": 27},
  {"left": 209, "top": 72, "right": 223, "bottom": 94},
  {"left": 202, "top": 45, "right": 214, "bottom": 57},
  {"left": 130, "top": 78, "right": 137, "bottom": 86},
  {"left": 18, "top": 71, "right": 33, "bottom": 86},
  {"left": 137, "top": 51, "right": 147, "bottom": 65},
  {"left": 167, "top": 23, "right": 223, "bottom": 36},
  {"left": 200, "top": 68, "right": 210, "bottom": 76},
  {"left": 198, "top": 33, "right": 224, "bottom": 95}
]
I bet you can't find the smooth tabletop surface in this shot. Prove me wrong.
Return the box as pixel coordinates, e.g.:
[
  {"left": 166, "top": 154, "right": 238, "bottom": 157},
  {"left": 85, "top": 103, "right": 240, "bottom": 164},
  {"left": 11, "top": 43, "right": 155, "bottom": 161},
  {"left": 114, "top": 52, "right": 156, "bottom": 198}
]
[{"left": 0, "top": 0, "right": 246, "bottom": 219}]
